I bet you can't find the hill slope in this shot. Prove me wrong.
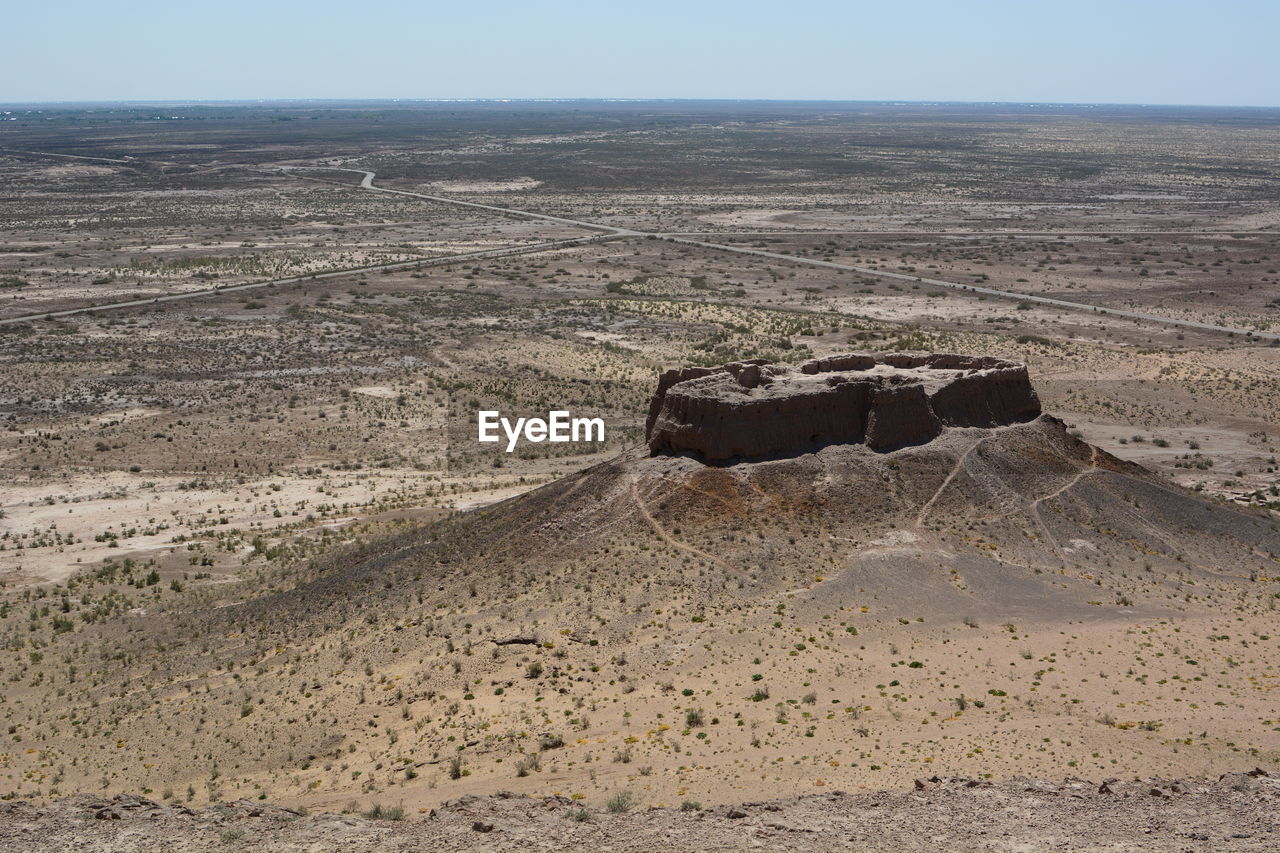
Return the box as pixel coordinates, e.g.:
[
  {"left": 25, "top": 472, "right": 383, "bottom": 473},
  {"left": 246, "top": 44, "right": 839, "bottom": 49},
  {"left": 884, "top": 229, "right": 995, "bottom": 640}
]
[{"left": 3, "top": 406, "right": 1279, "bottom": 811}]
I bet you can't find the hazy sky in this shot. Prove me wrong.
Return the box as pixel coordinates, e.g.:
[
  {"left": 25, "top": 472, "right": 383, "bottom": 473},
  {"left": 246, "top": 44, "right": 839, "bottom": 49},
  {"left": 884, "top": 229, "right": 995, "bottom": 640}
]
[{"left": 4, "top": 0, "right": 1277, "bottom": 106}]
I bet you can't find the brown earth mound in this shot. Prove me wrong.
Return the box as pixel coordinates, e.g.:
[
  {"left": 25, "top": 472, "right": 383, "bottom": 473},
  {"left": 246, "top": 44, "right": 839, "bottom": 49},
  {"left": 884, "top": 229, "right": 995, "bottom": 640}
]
[
  {"left": 645, "top": 352, "right": 1041, "bottom": 460},
  {"left": 8, "top": 354, "right": 1280, "bottom": 824}
]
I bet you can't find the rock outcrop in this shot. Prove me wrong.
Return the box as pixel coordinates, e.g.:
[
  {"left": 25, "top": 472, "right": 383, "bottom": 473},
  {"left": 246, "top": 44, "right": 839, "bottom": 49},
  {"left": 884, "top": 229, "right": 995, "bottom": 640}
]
[{"left": 645, "top": 353, "right": 1041, "bottom": 460}]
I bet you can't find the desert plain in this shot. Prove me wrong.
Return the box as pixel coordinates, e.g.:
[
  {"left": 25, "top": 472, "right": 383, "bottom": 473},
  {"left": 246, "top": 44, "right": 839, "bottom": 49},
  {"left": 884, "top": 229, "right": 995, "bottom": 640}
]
[{"left": 1, "top": 100, "right": 1278, "bottom": 851}]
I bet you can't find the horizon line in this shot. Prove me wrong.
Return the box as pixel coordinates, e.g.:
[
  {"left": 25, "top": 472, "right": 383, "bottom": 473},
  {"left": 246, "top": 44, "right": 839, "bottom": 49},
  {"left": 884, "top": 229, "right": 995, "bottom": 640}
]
[{"left": 3, "top": 97, "right": 1279, "bottom": 111}]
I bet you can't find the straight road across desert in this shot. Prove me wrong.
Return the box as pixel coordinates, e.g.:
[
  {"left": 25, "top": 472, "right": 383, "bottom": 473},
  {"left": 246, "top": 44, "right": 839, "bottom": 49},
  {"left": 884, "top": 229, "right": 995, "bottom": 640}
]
[{"left": 4, "top": 156, "right": 1277, "bottom": 342}]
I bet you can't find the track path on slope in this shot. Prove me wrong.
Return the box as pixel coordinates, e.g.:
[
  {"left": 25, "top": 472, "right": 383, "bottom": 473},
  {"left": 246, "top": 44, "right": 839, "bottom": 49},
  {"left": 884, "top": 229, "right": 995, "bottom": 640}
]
[
  {"left": 916, "top": 440, "right": 1103, "bottom": 556},
  {"left": 630, "top": 481, "right": 733, "bottom": 572},
  {"left": 915, "top": 439, "right": 986, "bottom": 527},
  {"left": 1032, "top": 445, "right": 1101, "bottom": 507},
  {"left": 3, "top": 154, "right": 1277, "bottom": 341}
]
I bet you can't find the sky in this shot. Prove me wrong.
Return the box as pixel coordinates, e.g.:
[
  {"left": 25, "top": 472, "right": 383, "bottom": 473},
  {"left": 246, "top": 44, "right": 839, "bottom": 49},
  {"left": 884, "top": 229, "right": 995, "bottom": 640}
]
[{"left": 3, "top": 0, "right": 1277, "bottom": 107}]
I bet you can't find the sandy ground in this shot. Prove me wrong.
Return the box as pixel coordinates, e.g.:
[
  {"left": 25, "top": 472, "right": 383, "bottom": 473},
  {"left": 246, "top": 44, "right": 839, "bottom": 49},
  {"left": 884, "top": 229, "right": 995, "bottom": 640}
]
[
  {"left": 0, "top": 465, "right": 548, "bottom": 584},
  {"left": 2, "top": 103, "right": 1278, "bottom": 839}
]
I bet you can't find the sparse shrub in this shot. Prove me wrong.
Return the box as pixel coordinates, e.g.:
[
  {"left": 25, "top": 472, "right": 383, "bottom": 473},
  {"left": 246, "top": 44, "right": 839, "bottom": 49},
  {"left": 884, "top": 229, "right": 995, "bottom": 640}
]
[
  {"left": 362, "top": 803, "right": 405, "bottom": 820},
  {"left": 605, "top": 790, "right": 635, "bottom": 813}
]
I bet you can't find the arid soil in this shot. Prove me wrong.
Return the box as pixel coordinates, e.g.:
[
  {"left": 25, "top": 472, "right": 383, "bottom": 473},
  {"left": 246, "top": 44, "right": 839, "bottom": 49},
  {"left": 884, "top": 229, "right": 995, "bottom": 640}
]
[
  {"left": 4, "top": 773, "right": 1277, "bottom": 852},
  {"left": 1, "top": 102, "right": 1278, "bottom": 845}
]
